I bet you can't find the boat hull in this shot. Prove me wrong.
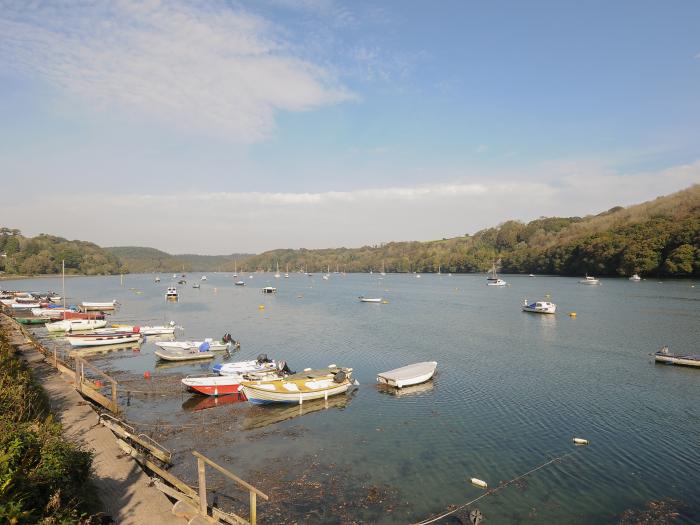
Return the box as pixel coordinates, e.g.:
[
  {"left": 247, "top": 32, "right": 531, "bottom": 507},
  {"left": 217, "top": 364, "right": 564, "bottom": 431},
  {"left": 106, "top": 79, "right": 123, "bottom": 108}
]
[
  {"left": 67, "top": 333, "right": 140, "bottom": 347},
  {"left": 155, "top": 349, "right": 215, "bottom": 361},
  {"left": 182, "top": 376, "right": 243, "bottom": 396},
  {"left": 654, "top": 353, "right": 700, "bottom": 367},
  {"left": 377, "top": 361, "right": 437, "bottom": 388},
  {"left": 242, "top": 381, "right": 351, "bottom": 404}
]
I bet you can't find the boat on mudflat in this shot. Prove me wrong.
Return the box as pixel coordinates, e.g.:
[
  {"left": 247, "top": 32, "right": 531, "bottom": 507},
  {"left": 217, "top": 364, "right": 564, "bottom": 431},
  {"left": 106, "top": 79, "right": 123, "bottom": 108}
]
[
  {"left": 183, "top": 367, "right": 283, "bottom": 396},
  {"left": 654, "top": 346, "right": 700, "bottom": 368},
  {"left": 46, "top": 319, "right": 108, "bottom": 333},
  {"left": 155, "top": 336, "right": 235, "bottom": 353},
  {"left": 155, "top": 347, "right": 216, "bottom": 362},
  {"left": 377, "top": 361, "right": 437, "bottom": 388},
  {"left": 241, "top": 366, "right": 354, "bottom": 405},
  {"left": 67, "top": 331, "right": 141, "bottom": 347}
]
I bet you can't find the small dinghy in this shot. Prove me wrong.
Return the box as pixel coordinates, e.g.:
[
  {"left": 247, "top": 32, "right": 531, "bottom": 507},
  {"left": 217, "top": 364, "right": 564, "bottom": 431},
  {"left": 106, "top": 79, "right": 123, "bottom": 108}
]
[
  {"left": 110, "top": 323, "right": 177, "bottom": 336},
  {"left": 155, "top": 334, "right": 236, "bottom": 353},
  {"left": 80, "top": 300, "right": 118, "bottom": 311},
  {"left": 358, "top": 296, "right": 382, "bottom": 303},
  {"left": 241, "top": 366, "right": 354, "bottom": 405},
  {"left": 155, "top": 347, "right": 216, "bottom": 361},
  {"left": 654, "top": 346, "right": 700, "bottom": 368},
  {"left": 213, "top": 354, "right": 278, "bottom": 376},
  {"left": 46, "top": 319, "right": 108, "bottom": 333},
  {"left": 67, "top": 331, "right": 141, "bottom": 347},
  {"left": 377, "top": 361, "right": 437, "bottom": 388}
]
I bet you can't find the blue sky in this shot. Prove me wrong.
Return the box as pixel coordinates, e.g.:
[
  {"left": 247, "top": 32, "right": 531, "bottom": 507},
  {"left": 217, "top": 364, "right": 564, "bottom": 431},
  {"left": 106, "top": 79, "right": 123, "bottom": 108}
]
[{"left": 1, "top": 0, "right": 699, "bottom": 253}]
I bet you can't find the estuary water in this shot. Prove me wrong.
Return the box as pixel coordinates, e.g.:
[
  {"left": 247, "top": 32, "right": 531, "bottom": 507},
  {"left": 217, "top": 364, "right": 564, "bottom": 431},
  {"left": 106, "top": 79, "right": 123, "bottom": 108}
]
[{"left": 7, "top": 272, "right": 700, "bottom": 524}]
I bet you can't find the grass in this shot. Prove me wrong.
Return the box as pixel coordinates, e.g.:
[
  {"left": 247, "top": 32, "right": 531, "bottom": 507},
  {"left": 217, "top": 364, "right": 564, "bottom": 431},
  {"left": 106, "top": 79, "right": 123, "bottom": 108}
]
[{"left": 0, "top": 329, "right": 97, "bottom": 524}]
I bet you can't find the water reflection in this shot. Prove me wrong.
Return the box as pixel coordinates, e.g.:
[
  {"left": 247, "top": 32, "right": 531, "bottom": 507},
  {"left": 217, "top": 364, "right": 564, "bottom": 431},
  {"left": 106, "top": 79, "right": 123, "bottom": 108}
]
[
  {"left": 182, "top": 393, "right": 246, "bottom": 412},
  {"left": 376, "top": 379, "right": 435, "bottom": 398},
  {"left": 242, "top": 389, "right": 356, "bottom": 430}
]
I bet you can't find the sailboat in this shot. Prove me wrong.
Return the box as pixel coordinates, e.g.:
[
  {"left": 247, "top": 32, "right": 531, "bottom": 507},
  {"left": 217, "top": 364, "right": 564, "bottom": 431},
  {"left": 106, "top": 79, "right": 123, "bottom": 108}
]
[
  {"left": 284, "top": 264, "right": 289, "bottom": 278},
  {"left": 233, "top": 260, "right": 238, "bottom": 278},
  {"left": 274, "top": 261, "right": 280, "bottom": 279},
  {"left": 334, "top": 264, "right": 340, "bottom": 274},
  {"left": 380, "top": 261, "right": 386, "bottom": 276},
  {"left": 323, "top": 265, "right": 330, "bottom": 280},
  {"left": 487, "top": 261, "right": 507, "bottom": 286}
]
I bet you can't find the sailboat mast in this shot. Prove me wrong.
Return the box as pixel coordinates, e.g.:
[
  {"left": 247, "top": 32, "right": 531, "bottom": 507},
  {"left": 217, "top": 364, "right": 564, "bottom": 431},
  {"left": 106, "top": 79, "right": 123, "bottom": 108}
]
[{"left": 62, "top": 259, "right": 66, "bottom": 311}]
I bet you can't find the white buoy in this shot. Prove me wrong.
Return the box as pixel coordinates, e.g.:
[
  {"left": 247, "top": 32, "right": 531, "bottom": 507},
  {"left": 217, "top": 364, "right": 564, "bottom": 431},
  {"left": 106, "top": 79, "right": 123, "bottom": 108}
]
[
  {"left": 470, "top": 477, "right": 488, "bottom": 489},
  {"left": 573, "top": 437, "right": 589, "bottom": 445}
]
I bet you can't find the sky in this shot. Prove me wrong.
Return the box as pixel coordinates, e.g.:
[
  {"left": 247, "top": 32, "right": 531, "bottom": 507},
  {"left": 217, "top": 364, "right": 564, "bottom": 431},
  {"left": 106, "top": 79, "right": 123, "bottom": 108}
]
[{"left": 1, "top": 0, "right": 699, "bottom": 254}]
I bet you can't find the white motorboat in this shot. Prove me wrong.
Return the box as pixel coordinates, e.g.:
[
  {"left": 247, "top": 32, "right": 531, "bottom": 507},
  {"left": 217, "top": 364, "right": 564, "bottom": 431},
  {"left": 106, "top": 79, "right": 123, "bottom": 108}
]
[
  {"left": 234, "top": 280, "right": 245, "bottom": 286},
  {"left": 201, "top": 275, "right": 207, "bottom": 281},
  {"left": 629, "top": 274, "right": 641, "bottom": 282},
  {"left": 155, "top": 347, "right": 216, "bottom": 361},
  {"left": 155, "top": 338, "right": 232, "bottom": 352},
  {"left": 653, "top": 346, "right": 700, "bottom": 368},
  {"left": 579, "top": 274, "right": 601, "bottom": 285},
  {"left": 46, "top": 319, "right": 108, "bottom": 332},
  {"left": 261, "top": 287, "right": 277, "bottom": 294},
  {"left": 166, "top": 286, "right": 178, "bottom": 300},
  {"left": 67, "top": 332, "right": 141, "bottom": 347},
  {"left": 358, "top": 296, "right": 382, "bottom": 303},
  {"left": 81, "top": 300, "right": 118, "bottom": 311},
  {"left": 522, "top": 299, "right": 557, "bottom": 314},
  {"left": 213, "top": 357, "right": 278, "bottom": 376},
  {"left": 377, "top": 361, "right": 437, "bottom": 388},
  {"left": 110, "top": 323, "right": 177, "bottom": 336}
]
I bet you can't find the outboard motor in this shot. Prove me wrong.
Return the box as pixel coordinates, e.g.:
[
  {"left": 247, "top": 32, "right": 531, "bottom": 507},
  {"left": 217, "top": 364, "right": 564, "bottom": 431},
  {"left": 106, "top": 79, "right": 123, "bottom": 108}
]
[
  {"left": 222, "top": 333, "right": 232, "bottom": 343},
  {"left": 257, "top": 353, "right": 270, "bottom": 364},
  {"left": 277, "top": 360, "right": 294, "bottom": 375},
  {"left": 333, "top": 370, "right": 347, "bottom": 383}
]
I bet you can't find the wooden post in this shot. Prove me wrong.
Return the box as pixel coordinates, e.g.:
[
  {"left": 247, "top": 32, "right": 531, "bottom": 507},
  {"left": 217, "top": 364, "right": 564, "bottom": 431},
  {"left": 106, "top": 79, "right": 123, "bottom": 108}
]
[
  {"left": 197, "top": 456, "right": 207, "bottom": 515},
  {"left": 250, "top": 491, "right": 257, "bottom": 525},
  {"left": 74, "top": 357, "right": 81, "bottom": 391},
  {"left": 111, "top": 381, "right": 118, "bottom": 411}
]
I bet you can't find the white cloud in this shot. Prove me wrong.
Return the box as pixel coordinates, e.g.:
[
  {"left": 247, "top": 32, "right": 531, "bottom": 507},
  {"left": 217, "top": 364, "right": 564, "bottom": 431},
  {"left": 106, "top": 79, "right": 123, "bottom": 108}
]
[
  {"left": 3, "top": 159, "right": 698, "bottom": 253},
  {"left": 0, "top": 1, "right": 354, "bottom": 141}
]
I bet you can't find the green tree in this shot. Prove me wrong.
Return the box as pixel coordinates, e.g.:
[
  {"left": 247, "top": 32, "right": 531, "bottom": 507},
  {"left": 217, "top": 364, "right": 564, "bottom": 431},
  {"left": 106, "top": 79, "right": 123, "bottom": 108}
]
[{"left": 663, "top": 244, "right": 696, "bottom": 275}]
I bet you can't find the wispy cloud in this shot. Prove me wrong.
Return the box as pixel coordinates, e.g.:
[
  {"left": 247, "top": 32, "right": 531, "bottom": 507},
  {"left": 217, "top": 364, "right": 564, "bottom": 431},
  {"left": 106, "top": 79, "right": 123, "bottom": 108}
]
[{"left": 0, "top": 1, "right": 354, "bottom": 141}]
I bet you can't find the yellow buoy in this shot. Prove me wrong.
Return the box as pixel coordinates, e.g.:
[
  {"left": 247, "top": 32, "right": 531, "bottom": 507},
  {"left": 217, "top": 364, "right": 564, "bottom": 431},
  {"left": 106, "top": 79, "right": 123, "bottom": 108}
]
[
  {"left": 258, "top": 304, "right": 265, "bottom": 310},
  {"left": 382, "top": 300, "right": 389, "bottom": 304},
  {"left": 569, "top": 312, "right": 577, "bottom": 317},
  {"left": 573, "top": 437, "right": 589, "bottom": 445},
  {"left": 470, "top": 477, "right": 488, "bottom": 489}
]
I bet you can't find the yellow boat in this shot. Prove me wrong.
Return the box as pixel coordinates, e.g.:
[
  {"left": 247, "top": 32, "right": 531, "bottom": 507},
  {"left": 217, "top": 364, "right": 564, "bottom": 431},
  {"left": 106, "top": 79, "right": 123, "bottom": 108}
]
[{"left": 241, "top": 367, "right": 354, "bottom": 405}]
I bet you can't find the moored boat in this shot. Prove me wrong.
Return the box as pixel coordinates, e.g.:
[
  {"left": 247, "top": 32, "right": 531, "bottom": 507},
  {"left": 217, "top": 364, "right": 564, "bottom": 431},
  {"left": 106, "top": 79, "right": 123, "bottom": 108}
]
[
  {"left": 110, "top": 323, "right": 177, "bottom": 336},
  {"left": 183, "top": 364, "right": 283, "bottom": 396},
  {"left": 653, "top": 346, "right": 700, "bottom": 368},
  {"left": 46, "top": 319, "right": 108, "bottom": 332},
  {"left": 155, "top": 335, "right": 235, "bottom": 353},
  {"left": 15, "top": 316, "right": 51, "bottom": 325},
  {"left": 579, "top": 274, "right": 601, "bottom": 285},
  {"left": 629, "top": 274, "right": 641, "bottom": 282},
  {"left": 377, "top": 361, "right": 437, "bottom": 388},
  {"left": 81, "top": 300, "right": 118, "bottom": 311},
  {"left": 487, "top": 261, "right": 507, "bottom": 286},
  {"left": 155, "top": 347, "right": 216, "bottom": 361},
  {"left": 521, "top": 299, "right": 557, "bottom": 314},
  {"left": 166, "top": 286, "right": 178, "bottom": 300},
  {"left": 241, "top": 366, "right": 354, "bottom": 405},
  {"left": 67, "top": 331, "right": 141, "bottom": 347},
  {"left": 358, "top": 296, "right": 382, "bottom": 303}
]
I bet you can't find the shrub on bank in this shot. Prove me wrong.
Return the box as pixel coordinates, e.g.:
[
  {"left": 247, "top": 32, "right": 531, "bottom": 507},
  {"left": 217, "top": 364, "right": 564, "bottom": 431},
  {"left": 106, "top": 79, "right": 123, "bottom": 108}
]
[{"left": 0, "top": 331, "right": 96, "bottom": 524}]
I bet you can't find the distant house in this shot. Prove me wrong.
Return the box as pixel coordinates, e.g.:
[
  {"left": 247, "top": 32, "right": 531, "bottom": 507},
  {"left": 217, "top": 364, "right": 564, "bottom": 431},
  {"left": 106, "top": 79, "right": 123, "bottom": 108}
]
[{"left": 0, "top": 252, "right": 6, "bottom": 258}]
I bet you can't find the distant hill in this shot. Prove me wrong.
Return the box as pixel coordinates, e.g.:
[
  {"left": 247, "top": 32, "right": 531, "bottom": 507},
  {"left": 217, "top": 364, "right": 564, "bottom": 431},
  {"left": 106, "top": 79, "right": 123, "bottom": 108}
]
[
  {"left": 105, "top": 246, "right": 253, "bottom": 273},
  {"left": 0, "top": 228, "right": 122, "bottom": 276},
  {"left": 242, "top": 185, "right": 700, "bottom": 277}
]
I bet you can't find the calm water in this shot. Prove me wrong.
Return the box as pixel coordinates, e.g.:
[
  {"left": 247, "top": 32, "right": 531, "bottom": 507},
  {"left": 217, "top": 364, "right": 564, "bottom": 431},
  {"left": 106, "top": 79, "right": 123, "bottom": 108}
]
[{"left": 7, "top": 273, "right": 700, "bottom": 523}]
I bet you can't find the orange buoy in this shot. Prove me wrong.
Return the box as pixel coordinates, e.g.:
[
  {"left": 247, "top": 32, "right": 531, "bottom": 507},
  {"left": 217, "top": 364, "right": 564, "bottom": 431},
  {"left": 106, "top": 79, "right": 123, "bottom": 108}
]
[
  {"left": 144, "top": 371, "right": 151, "bottom": 379},
  {"left": 94, "top": 380, "right": 103, "bottom": 388}
]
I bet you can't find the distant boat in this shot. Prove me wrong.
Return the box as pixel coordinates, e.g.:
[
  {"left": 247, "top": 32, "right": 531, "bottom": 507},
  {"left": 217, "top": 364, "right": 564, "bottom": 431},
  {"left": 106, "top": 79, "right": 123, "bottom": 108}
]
[
  {"left": 81, "top": 300, "right": 119, "bottom": 311},
  {"left": 528, "top": 274, "right": 535, "bottom": 277},
  {"left": 579, "top": 274, "right": 601, "bottom": 285},
  {"left": 155, "top": 276, "right": 161, "bottom": 282},
  {"left": 192, "top": 283, "right": 200, "bottom": 289},
  {"left": 166, "top": 286, "right": 178, "bottom": 300},
  {"left": 377, "top": 361, "right": 437, "bottom": 389},
  {"left": 522, "top": 299, "right": 557, "bottom": 314},
  {"left": 629, "top": 274, "right": 641, "bottom": 282},
  {"left": 201, "top": 275, "right": 207, "bottom": 281},
  {"left": 46, "top": 319, "right": 108, "bottom": 333},
  {"left": 381, "top": 261, "right": 386, "bottom": 276},
  {"left": 275, "top": 261, "right": 280, "bottom": 279},
  {"left": 262, "top": 286, "right": 277, "bottom": 294},
  {"left": 234, "top": 280, "right": 245, "bottom": 286},
  {"left": 172, "top": 273, "right": 177, "bottom": 278},
  {"left": 233, "top": 260, "right": 238, "bottom": 278},
  {"left": 653, "top": 346, "right": 700, "bottom": 368},
  {"left": 487, "top": 261, "right": 507, "bottom": 286},
  {"left": 358, "top": 296, "right": 382, "bottom": 303}
]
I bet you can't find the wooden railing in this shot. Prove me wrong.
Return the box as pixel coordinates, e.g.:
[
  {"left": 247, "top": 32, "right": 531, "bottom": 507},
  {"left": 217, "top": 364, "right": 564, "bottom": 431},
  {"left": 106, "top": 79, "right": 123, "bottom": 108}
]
[
  {"left": 74, "top": 355, "right": 120, "bottom": 414},
  {"left": 194, "top": 451, "right": 269, "bottom": 525}
]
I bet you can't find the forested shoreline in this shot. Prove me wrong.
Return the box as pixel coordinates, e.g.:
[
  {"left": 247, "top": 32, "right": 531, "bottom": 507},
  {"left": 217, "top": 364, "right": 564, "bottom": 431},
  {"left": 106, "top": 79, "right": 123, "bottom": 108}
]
[{"left": 2, "top": 185, "right": 699, "bottom": 278}]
